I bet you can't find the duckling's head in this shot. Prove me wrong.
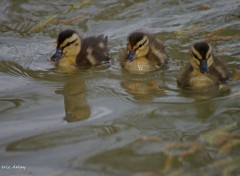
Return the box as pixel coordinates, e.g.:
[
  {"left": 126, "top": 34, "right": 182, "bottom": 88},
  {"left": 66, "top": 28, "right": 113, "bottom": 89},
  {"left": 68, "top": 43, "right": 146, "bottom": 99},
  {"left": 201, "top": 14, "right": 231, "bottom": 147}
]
[
  {"left": 126, "top": 32, "right": 150, "bottom": 62},
  {"left": 190, "top": 41, "right": 213, "bottom": 73},
  {"left": 51, "top": 30, "right": 81, "bottom": 62}
]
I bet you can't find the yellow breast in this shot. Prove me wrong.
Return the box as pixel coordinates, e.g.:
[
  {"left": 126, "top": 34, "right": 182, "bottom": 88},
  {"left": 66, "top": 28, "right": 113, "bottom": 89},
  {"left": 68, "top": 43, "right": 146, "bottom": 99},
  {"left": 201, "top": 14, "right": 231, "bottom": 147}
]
[
  {"left": 124, "top": 57, "right": 151, "bottom": 74},
  {"left": 189, "top": 75, "right": 214, "bottom": 88},
  {"left": 57, "top": 56, "right": 77, "bottom": 72}
]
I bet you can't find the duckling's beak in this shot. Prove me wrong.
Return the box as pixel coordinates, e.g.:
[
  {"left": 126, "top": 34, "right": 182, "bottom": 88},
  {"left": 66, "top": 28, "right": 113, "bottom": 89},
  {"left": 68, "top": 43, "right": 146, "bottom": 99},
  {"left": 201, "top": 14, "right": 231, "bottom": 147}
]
[
  {"left": 200, "top": 59, "right": 208, "bottom": 73},
  {"left": 126, "top": 50, "right": 135, "bottom": 62},
  {"left": 51, "top": 47, "right": 63, "bottom": 62}
]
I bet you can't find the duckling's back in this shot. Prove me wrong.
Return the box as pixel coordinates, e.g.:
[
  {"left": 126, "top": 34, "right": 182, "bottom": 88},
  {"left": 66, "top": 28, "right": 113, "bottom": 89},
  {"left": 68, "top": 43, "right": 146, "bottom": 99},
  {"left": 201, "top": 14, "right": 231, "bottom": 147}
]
[
  {"left": 76, "top": 35, "right": 110, "bottom": 68},
  {"left": 147, "top": 36, "right": 168, "bottom": 67},
  {"left": 209, "top": 57, "right": 230, "bottom": 83}
]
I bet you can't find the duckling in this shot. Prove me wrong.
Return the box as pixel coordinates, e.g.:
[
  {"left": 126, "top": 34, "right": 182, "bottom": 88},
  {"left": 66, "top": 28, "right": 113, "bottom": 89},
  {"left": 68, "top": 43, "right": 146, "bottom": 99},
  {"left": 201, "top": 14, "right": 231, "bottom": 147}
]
[
  {"left": 51, "top": 29, "right": 110, "bottom": 71},
  {"left": 177, "top": 41, "right": 230, "bottom": 88},
  {"left": 121, "top": 31, "right": 168, "bottom": 74}
]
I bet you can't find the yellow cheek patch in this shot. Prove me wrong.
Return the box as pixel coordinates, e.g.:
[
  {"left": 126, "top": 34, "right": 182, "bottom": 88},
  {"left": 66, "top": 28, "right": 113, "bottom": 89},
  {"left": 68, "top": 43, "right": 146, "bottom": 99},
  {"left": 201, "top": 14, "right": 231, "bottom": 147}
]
[
  {"left": 206, "top": 45, "right": 212, "bottom": 59},
  {"left": 207, "top": 56, "right": 214, "bottom": 67}
]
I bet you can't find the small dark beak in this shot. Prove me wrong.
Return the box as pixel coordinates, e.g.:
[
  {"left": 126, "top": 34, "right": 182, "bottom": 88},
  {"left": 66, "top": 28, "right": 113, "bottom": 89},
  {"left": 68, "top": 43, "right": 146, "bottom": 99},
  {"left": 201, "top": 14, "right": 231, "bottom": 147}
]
[
  {"left": 200, "top": 59, "right": 208, "bottom": 73},
  {"left": 51, "top": 47, "right": 63, "bottom": 62},
  {"left": 126, "top": 50, "right": 135, "bottom": 62}
]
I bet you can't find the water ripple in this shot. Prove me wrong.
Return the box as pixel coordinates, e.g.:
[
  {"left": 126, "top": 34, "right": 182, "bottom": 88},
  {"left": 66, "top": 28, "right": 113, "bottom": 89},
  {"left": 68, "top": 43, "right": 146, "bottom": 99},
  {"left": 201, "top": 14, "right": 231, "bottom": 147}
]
[
  {"left": 0, "top": 98, "right": 23, "bottom": 114},
  {"left": 6, "top": 124, "right": 119, "bottom": 151}
]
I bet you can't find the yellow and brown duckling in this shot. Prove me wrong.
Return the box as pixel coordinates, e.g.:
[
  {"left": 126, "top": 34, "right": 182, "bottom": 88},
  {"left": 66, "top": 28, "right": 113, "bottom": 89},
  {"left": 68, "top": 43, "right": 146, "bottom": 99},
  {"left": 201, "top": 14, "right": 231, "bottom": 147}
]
[
  {"left": 121, "top": 31, "right": 168, "bottom": 74},
  {"left": 51, "top": 29, "right": 110, "bottom": 71},
  {"left": 177, "top": 41, "right": 230, "bottom": 88}
]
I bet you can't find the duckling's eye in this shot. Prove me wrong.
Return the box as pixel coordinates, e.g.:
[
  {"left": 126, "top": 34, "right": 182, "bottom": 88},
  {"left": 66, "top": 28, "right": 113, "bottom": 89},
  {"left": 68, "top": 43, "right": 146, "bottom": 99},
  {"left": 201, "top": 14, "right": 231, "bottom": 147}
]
[
  {"left": 66, "top": 42, "right": 71, "bottom": 47},
  {"left": 137, "top": 43, "right": 144, "bottom": 50},
  {"left": 137, "top": 40, "right": 148, "bottom": 50},
  {"left": 192, "top": 52, "right": 200, "bottom": 60},
  {"left": 62, "top": 39, "right": 78, "bottom": 49}
]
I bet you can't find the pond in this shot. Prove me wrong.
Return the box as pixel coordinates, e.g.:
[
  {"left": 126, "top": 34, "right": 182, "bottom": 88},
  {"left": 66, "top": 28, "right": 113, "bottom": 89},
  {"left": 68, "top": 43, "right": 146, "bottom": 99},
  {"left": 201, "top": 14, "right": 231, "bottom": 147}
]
[{"left": 0, "top": 0, "right": 240, "bottom": 175}]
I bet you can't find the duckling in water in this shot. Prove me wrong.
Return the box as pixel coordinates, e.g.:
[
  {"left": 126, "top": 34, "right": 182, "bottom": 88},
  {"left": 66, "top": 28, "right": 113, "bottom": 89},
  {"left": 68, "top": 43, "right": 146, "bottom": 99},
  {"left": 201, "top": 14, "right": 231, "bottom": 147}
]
[
  {"left": 177, "top": 41, "right": 230, "bottom": 88},
  {"left": 51, "top": 30, "right": 110, "bottom": 71},
  {"left": 121, "top": 31, "right": 168, "bottom": 74}
]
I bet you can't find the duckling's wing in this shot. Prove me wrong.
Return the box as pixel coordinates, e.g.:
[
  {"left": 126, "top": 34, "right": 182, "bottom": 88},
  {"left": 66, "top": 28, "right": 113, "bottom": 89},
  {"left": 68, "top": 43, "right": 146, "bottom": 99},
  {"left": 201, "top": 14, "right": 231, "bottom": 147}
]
[
  {"left": 148, "top": 37, "right": 168, "bottom": 66},
  {"left": 94, "top": 35, "right": 111, "bottom": 63},
  {"left": 77, "top": 35, "right": 111, "bottom": 67},
  {"left": 209, "top": 57, "right": 230, "bottom": 83},
  {"left": 177, "top": 64, "right": 193, "bottom": 88}
]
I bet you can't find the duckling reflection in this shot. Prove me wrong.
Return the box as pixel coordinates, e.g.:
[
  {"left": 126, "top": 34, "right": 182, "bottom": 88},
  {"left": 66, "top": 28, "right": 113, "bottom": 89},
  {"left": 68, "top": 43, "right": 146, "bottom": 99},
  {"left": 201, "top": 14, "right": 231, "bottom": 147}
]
[
  {"left": 121, "top": 77, "right": 165, "bottom": 101},
  {"left": 57, "top": 77, "right": 90, "bottom": 122},
  {"left": 193, "top": 99, "right": 216, "bottom": 120},
  {"left": 178, "top": 87, "right": 231, "bottom": 119},
  {"left": 179, "top": 83, "right": 231, "bottom": 101},
  {"left": 177, "top": 41, "right": 230, "bottom": 89},
  {"left": 121, "top": 31, "right": 168, "bottom": 74},
  {"left": 51, "top": 30, "right": 111, "bottom": 72}
]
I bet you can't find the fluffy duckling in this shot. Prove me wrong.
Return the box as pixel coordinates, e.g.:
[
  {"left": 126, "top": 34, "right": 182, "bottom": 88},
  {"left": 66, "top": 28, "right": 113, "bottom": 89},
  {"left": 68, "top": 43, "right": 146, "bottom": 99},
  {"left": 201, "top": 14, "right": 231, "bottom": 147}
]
[
  {"left": 51, "top": 30, "right": 110, "bottom": 70},
  {"left": 122, "top": 31, "right": 168, "bottom": 74},
  {"left": 177, "top": 41, "right": 230, "bottom": 88}
]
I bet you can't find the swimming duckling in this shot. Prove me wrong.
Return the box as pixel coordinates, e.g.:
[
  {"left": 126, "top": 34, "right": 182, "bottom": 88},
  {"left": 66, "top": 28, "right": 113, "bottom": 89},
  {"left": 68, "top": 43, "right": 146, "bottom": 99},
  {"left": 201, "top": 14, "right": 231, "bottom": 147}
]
[
  {"left": 121, "top": 31, "right": 168, "bottom": 74},
  {"left": 51, "top": 30, "right": 110, "bottom": 71},
  {"left": 177, "top": 41, "right": 230, "bottom": 88}
]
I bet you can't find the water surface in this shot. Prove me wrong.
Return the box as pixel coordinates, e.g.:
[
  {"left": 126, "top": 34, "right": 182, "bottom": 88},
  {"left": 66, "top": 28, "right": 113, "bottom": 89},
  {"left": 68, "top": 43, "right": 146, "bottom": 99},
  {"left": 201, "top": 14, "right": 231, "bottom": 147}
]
[{"left": 0, "top": 0, "right": 240, "bottom": 175}]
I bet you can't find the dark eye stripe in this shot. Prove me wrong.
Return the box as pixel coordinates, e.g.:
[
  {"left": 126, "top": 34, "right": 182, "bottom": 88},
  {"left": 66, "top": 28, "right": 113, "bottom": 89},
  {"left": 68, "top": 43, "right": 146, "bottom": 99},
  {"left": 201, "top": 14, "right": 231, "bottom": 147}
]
[
  {"left": 192, "top": 52, "right": 200, "bottom": 60},
  {"left": 136, "top": 40, "right": 147, "bottom": 50},
  {"left": 61, "top": 39, "right": 78, "bottom": 50}
]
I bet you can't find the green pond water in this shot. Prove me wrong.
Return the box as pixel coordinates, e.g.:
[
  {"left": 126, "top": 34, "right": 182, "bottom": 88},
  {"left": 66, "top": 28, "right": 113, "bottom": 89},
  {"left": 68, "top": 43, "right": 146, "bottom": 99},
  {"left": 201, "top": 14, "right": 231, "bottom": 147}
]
[{"left": 0, "top": 0, "right": 240, "bottom": 176}]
